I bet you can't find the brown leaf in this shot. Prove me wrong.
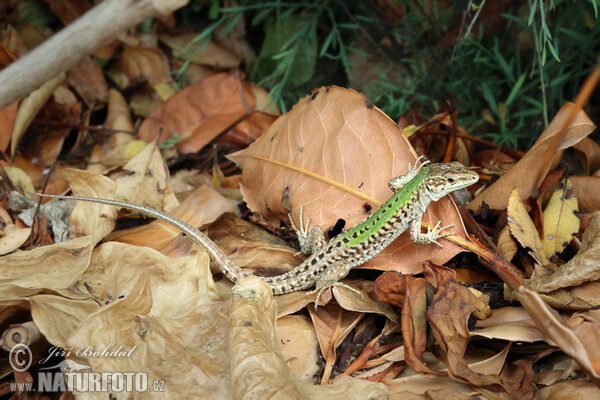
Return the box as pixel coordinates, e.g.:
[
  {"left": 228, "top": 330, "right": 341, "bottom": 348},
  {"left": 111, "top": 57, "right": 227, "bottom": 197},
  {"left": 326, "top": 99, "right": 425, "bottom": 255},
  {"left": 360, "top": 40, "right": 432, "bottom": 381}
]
[
  {"left": 230, "top": 278, "right": 388, "bottom": 399},
  {"left": 206, "top": 213, "right": 299, "bottom": 276},
  {"left": 58, "top": 167, "right": 117, "bottom": 244},
  {"left": 0, "top": 101, "right": 17, "bottom": 152},
  {"left": 0, "top": 224, "right": 30, "bottom": 255},
  {"left": 11, "top": 72, "right": 65, "bottom": 157},
  {"left": 44, "top": 0, "right": 92, "bottom": 25},
  {"left": 527, "top": 211, "right": 600, "bottom": 294},
  {"left": 571, "top": 176, "right": 600, "bottom": 213},
  {"left": 574, "top": 137, "right": 600, "bottom": 175},
  {"left": 402, "top": 276, "right": 441, "bottom": 375},
  {"left": 426, "top": 280, "right": 500, "bottom": 387},
  {"left": 113, "top": 46, "right": 172, "bottom": 86},
  {"left": 515, "top": 286, "right": 600, "bottom": 381},
  {"left": 66, "top": 56, "right": 109, "bottom": 105},
  {"left": 138, "top": 72, "right": 255, "bottom": 154},
  {"left": 0, "top": 235, "right": 93, "bottom": 291},
  {"left": 229, "top": 86, "right": 470, "bottom": 274},
  {"left": 507, "top": 188, "right": 549, "bottom": 266},
  {"left": 109, "top": 138, "right": 178, "bottom": 211},
  {"left": 468, "top": 103, "right": 595, "bottom": 211},
  {"left": 159, "top": 33, "right": 241, "bottom": 69},
  {"left": 108, "top": 184, "right": 234, "bottom": 257},
  {"left": 276, "top": 315, "right": 321, "bottom": 382}
]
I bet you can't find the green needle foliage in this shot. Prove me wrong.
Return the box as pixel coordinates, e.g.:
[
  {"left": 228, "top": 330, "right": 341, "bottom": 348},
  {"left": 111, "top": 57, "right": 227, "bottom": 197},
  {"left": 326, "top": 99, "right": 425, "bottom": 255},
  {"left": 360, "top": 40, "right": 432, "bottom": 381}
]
[{"left": 177, "top": 0, "right": 600, "bottom": 149}]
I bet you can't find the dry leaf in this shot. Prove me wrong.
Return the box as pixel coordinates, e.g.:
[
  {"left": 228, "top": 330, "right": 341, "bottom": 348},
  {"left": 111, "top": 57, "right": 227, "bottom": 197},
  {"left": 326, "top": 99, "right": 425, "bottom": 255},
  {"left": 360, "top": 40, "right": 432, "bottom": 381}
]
[
  {"left": 507, "top": 189, "right": 549, "bottom": 266},
  {"left": 0, "top": 101, "right": 17, "bottom": 152},
  {"left": 497, "top": 225, "right": 518, "bottom": 262},
  {"left": 229, "top": 86, "right": 470, "bottom": 274},
  {"left": 229, "top": 278, "right": 388, "bottom": 399},
  {"left": 11, "top": 72, "right": 65, "bottom": 157},
  {"left": 468, "top": 103, "right": 595, "bottom": 211},
  {"left": 159, "top": 33, "right": 241, "bottom": 69},
  {"left": 108, "top": 184, "right": 234, "bottom": 257},
  {"left": 276, "top": 315, "right": 320, "bottom": 382},
  {"left": 58, "top": 167, "right": 117, "bottom": 245},
  {"left": 0, "top": 235, "right": 93, "bottom": 290},
  {"left": 515, "top": 286, "right": 600, "bottom": 381},
  {"left": 427, "top": 280, "right": 500, "bottom": 387},
  {"left": 138, "top": 72, "right": 255, "bottom": 154},
  {"left": 541, "top": 178, "right": 579, "bottom": 258},
  {"left": 0, "top": 224, "right": 30, "bottom": 255},
  {"left": 573, "top": 137, "right": 600, "bottom": 175},
  {"left": 527, "top": 211, "right": 600, "bottom": 293},
  {"left": 110, "top": 137, "right": 178, "bottom": 211},
  {"left": 66, "top": 55, "right": 109, "bottom": 105},
  {"left": 539, "top": 380, "right": 600, "bottom": 400},
  {"left": 571, "top": 176, "right": 600, "bottom": 213},
  {"left": 113, "top": 46, "right": 172, "bottom": 85}
]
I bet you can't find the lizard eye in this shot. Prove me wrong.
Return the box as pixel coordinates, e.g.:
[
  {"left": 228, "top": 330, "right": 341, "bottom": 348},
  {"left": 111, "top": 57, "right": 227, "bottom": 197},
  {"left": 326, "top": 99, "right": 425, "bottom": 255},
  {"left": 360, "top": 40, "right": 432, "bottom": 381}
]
[{"left": 447, "top": 178, "right": 455, "bottom": 183}]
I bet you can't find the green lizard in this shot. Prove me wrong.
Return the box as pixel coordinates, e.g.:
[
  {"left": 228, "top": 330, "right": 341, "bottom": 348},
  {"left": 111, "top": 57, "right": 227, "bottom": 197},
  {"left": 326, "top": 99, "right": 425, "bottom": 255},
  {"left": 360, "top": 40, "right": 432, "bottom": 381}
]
[{"left": 30, "top": 157, "right": 478, "bottom": 305}]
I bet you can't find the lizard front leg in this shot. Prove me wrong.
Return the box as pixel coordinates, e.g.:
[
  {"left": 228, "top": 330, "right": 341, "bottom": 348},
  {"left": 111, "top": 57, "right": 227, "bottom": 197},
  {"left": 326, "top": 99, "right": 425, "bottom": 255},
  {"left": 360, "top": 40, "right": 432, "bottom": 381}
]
[
  {"left": 409, "top": 218, "right": 454, "bottom": 248},
  {"left": 289, "top": 205, "right": 327, "bottom": 255},
  {"left": 388, "top": 156, "right": 429, "bottom": 192}
]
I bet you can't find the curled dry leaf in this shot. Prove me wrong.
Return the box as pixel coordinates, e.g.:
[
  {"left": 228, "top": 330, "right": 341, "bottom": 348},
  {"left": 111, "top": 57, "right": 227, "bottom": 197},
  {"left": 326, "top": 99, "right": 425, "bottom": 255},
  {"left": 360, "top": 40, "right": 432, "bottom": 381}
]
[
  {"left": 515, "top": 286, "right": 600, "bottom": 381},
  {"left": 110, "top": 138, "right": 178, "bottom": 211},
  {"left": 308, "top": 303, "right": 364, "bottom": 360},
  {"left": 468, "top": 102, "right": 595, "bottom": 212},
  {"left": 229, "top": 86, "right": 470, "bottom": 274},
  {"left": 138, "top": 72, "right": 255, "bottom": 154},
  {"left": 66, "top": 55, "right": 109, "bottom": 105},
  {"left": 159, "top": 33, "right": 241, "bottom": 69},
  {"left": 426, "top": 280, "right": 500, "bottom": 388},
  {"left": 11, "top": 72, "right": 65, "bottom": 157},
  {"left": 574, "top": 137, "right": 600, "bottom": 176},
  {"left": 0, "top": 224, "right": 30, "bottom": 255},
  {"left": 58, "top": 167, "right": 116, "bottom": 245},
  {"left": 275, "top": 315, "right": 321, "bottom": 382},
  {"left": 497, "top": 225, "right": 518, "bottom": 262},
  {"left": 507, "top": 188, "right": 549, "bottom": 266},
  {"left": 109, "top": 184, "right": 234, "bottom": 257},
  {"left": 112, "top": 46, "right": 172, "bottom": 86},
  {"left": 571, "top": 176, "right": 600, "bottom": 213},
  {"left": 541, "top": 178, "right": 579, "bottom": 258},
  {"left": 539, "top": 380, "right": 600, "bottom": 400},
  {"left": 527, "top": 211, "right": 600, "bottom": 294},
  {"left": 229, "top": 278, "right": 388, "bottom": 399},
  {"left": 0, "top": 101, "right": 17, "bottom": 152},
  {"left": 332, "top": 281, "right": 398, "bottom": 322},
  {"left": 206, "top": 212, "right": 300, "bottom": 275},
  {"left": 0, "top": 235, "right": 93, "bottom": 291},
  {"left": 63, "top": 242, "right": 230, "bottom": 398},
  {"left": 388, "top": 346, "right": 510, "bottom": 397}
]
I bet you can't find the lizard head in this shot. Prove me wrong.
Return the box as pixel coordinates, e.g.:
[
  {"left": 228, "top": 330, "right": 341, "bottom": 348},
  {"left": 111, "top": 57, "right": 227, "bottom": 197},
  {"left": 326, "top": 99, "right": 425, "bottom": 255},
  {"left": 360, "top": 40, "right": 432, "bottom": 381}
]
[{"left": 423, "top": 162, "right": 479, "bottom": 201}]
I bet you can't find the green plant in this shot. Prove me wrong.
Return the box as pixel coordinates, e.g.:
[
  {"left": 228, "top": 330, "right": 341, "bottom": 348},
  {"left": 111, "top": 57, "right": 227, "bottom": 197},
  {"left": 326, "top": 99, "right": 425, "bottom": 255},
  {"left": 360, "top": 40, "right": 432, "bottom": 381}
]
[{"left": 175, "top": 0, "right": 600, "bottom": 148}]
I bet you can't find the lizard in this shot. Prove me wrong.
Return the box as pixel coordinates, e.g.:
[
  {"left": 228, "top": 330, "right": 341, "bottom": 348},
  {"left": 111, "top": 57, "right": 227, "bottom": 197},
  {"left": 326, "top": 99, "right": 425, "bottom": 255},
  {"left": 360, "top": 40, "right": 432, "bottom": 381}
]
[{"left": 30, "top": 157, "right": 479, "bottom": 305}]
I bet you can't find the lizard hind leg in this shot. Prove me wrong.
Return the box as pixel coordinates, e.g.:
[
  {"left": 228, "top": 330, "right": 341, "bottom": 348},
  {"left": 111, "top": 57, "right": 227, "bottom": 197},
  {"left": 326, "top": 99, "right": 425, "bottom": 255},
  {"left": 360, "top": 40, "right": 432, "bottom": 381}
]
[
  {"left": 308, "top": 281, "right": 363, "bottom": 310},
  {"left": 289, "top": 205, "right": 327, "bottom": 255}
]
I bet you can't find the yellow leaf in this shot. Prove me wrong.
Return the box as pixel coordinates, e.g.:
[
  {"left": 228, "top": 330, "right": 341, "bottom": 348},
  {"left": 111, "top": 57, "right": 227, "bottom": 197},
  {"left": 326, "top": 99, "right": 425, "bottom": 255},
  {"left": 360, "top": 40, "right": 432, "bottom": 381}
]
[
  {"left": 542, "top": 178, "right": 580, "bottom": 258},
  {"left": 507, "top": 189, "right": 549, "bottom": 266},
  {"left": 153, "top": 82, "right": 175, "bottom": 101}
]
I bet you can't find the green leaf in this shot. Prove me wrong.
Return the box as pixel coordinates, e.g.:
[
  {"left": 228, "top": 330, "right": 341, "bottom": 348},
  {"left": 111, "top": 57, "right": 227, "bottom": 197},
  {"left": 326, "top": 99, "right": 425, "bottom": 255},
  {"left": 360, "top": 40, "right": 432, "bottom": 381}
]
[
  {"left": 253, "top": 13, "right": 318, "bottom": 88},
  {"left": 505, "top": 73, "right": 526, "bottom": 107}
]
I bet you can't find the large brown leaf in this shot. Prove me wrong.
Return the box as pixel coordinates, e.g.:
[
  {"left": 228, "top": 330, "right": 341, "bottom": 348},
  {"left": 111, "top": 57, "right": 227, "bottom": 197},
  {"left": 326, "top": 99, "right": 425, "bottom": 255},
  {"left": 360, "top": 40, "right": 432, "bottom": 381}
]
[
  {"left": 468, "top": 102, "right": 595, "bottom": 211},
  {"left": 138, "top": 72, "right": 255, "bottom": 154},
  {"left": 229, "top": 86, "right": 470, "bottom": 274}
]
